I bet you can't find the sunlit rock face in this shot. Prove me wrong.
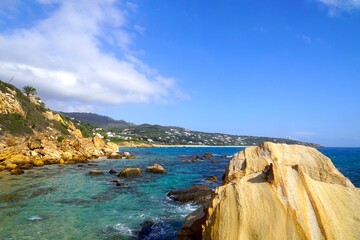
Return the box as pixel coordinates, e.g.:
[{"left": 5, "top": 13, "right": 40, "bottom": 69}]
[
  {"left": 201, "top": 142, "right": 360, "bottom": 240},
  {"left": 0, "top": 90, "right": 26, "bottom": 117}
]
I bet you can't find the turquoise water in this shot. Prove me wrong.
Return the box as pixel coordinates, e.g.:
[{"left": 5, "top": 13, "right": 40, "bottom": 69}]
[{"left": 0, "top": 147, "right": 359, "bottom": 239}]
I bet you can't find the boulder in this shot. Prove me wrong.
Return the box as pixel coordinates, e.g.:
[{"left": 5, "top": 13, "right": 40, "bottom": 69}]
[
  {"left": 11, "top": 168, "right": 24, "bottom": 175},
  {"left": 167, "top": 186, "right": 214, "bottom": 204},
  {"left": 62, "top": 152, "right": 73, "bottom": 161},
  {"left": 206, "top": 176, "right": 218, "bottom": 182},
  {"left": 89, "top": 170, "right": 104, "bottom": 176},
  {"left": 123, "top": 151, "right": 131, "bottom": 157},
  {"left": 178, "top": 206, "right": 206, "bottom": 240},
  {"left": 146, "top": 164, "right": 166, "bottom": 174},
  {"left": 193, "top": 142, "right": 360, "bottom": 240},
  {"left": 109, "top": 169, "right": 117, "bottom": 174},
  {"left": 181, "top": 153, "right": 213, "bottom": 163},
  {"left": 118, "top": 168, "right": 142, "bottom": 178},
  {"left": 203, "top": 153, "right": 213, "bottom": 159},
  {"left": 72, "top": 129, "right": 83, "bottom": 138},
  {"left": 6, "top": 163, "right": 17, "bottom": 170},
  {"left": 126, "top": 155, "right": 136, "bottom": 159},
  {"left": 93, "top": 135, "right": 106, "bottom": 150},
  {"left": 0, "top": 165, "right": 5, "bottom": 171},
  {"left": 108, "top": 153, "right": 122, "bottom": 159},
  {"left": 106, "top": 142, "right": 119, "bottom": 152},
  {"left": 30, "top": 151, "right": 38, "bottom": 157},
  {"left": 17, "top": 161, "right": 33, "bottom": 170},
  {"left": 32, "top": 159, "right": 44, "bottom": 167},
  {"left": 110, "top": 179, "right": 124, "bottom": 186},
  {"left": 137, "top": 221, "right": 155, "bottom": 239},
  {"left": 28, "top": 139, "right": 42, "bottom": 150}
]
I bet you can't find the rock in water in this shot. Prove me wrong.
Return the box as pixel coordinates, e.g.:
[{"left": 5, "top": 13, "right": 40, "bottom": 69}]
[
  {"left": 146, "top": 164, "right": 166, "bottom": 174},
  {"left": 88, "top": 170, "right": 104, "bottom": 176},
  {"left": 206, "top": 176, "right": 218, "bottom": 182},
  {"left": 11, "top": 168, "right": 24, "bottom": 175},
  {"left": 187, "top": 142, "right": 360, "bottom": 240},
  {"left": 118, "top": 168, "right": 142, "bottom": 178},
  {"left": 167, "top": 186, "right": 214, "bottom": 204}
]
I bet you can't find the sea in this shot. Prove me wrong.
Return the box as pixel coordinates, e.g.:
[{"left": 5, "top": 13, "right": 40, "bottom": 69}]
[{"left": 0, "top": 147, "right": 359, "bottom": 240}]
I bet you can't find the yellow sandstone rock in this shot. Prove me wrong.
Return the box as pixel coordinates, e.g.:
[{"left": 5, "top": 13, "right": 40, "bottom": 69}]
[
  {"left": 6, "top": 163, "right": 17, "bottom": 170},
  {"left": 32, "top": 159, "right": 44, "bottom": 167},
  {"left": 0, "top": 91, "right": 26, "bottom": 117},
  {"left": 200, "top": 142, "right": 360, "bottom": 240},
  {"left": 93, "top": 135, "right": 106, "bottom": 149},
  {"left": 62, "top": 152, "right": 73, "bottom": 161}
]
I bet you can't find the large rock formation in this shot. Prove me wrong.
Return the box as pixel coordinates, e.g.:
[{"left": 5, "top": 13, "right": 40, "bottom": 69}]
[
  {"left": 0, "top": 81, "right": 121, "bottom": 173},
  {"left": 181, "top": 142, "right": 360, "bottom": 240}
]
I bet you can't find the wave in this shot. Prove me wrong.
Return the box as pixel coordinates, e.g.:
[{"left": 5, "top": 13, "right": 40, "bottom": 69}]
[{"left": 114, "top": 223, "right": 134, "bottom": 237}]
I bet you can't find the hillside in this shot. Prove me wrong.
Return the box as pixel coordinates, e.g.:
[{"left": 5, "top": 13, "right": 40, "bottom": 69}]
[
  {"left": 0, "top": 80, "right": 120, "bottom": 175},
  {"left": 61, "top": 112, "right": 322, "bottom": 147},
  {"left": 60, "top": 112, "right": 135, "bottom": 131}
]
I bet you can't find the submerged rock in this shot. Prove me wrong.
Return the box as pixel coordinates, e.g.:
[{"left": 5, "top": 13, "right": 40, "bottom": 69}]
[
  {"left": 118, "top": 168, "right": 142, "bottom": 178},
  {"left": 137, "top": 220, "right": 155, "bottom": 239},
  {"left": 88, "top": 170, "right": 104, "bottom": 176},
  {"left": 146, "top": 164, "right": 166, "bottom": 174},
  {"left": 109, "top": 169, "right": 117, "bottom": 174},
  {"left": 110, "top": 179, "right": 124, "bottom": 186},
  {"left": 11, "top": 168, "right": 24, "bottom": 175},
  {"left": 181, "top": 153, "right": 214, "bottom": 163},
  {"left": 167, "top": 186, "right": 214, "bottom": 204},
  {"left": 206, "top": 176, "right": 218, "bottom": 182},
  {"left": 183, "top": 142, "right": 360, "bottom": 239},
  {"left": 107, "top": 153, "right": 122, "bottom": 159},
  {"left": 137, "top": 220, "right": 169, "bottom": 240}
]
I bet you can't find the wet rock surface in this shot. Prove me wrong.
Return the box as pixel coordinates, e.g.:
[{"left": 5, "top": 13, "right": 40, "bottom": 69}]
[
  {"left": 206, "top": 176, "right": 218, "bottom": 182},
  {"left": 118, "top": 168, "right": 142, "bottom": 178},
  {"left": 167, "top": 186, "right": 214, "bottom": 204},
  {"left": 88, "top": 170, "right": 104, "bottom": 176},
  {"left": 181, "top": 153, "right": 214, "bottom": 163},
  {"left": 146, "top": 164, "right": 166, "bottom": 174}
]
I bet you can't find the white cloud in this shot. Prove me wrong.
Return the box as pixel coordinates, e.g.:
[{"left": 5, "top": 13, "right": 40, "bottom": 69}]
[
  {"left": 126, "top": 2, "right": 138, "bottom": 12},
  {"left": 0, "top": 0, "right": 181, "bottom": 111},
  {"left": 296, "top": 34, "right": 328, "bottom": 47},
  {"left": 317, "top": 0, "right": 360, "bottom": 14}
]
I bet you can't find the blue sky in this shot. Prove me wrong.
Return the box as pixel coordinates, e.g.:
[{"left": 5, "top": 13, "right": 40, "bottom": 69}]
[{"left": 0, "top": 0, "right": 359, "bottom": 146}]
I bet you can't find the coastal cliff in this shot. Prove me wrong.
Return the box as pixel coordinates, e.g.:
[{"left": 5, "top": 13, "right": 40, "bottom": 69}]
[
  {"left": 180, "top": 142, "right": 360, "bottom": 240},
  {"left": 0, "top": 81, "right": 119, "bottom": 174}
]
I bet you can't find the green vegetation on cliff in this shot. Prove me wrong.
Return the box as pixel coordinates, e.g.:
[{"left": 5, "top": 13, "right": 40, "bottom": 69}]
[{"left": 0, "top": 81, "right": 71, "bottom": 136}]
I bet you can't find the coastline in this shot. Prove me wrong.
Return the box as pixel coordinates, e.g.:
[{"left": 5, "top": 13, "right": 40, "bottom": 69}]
[
  {"left": 151, "top": 144, "right": 251, "bottom": 148},
  {"left": 118, "top": 143, "right": 252, "bottom": 148}
]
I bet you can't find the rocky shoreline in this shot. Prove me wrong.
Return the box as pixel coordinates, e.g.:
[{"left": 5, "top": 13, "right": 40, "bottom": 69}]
[
  {"left": 0, "top": 131, "right": 127, "bottom": 175},
  {"left": 179, "top": 142, "right": 360, "bottom": 239}
]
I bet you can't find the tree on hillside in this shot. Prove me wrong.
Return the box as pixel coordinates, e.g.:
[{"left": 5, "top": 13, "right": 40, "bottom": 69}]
[{"left": 23, "top": 85, "right": 37, "bottom": 97}]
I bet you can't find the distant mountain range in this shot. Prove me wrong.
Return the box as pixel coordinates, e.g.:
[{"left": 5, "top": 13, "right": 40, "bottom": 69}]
[{"left": 61, "top": 112, "right": 322, "bottom": 147}]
